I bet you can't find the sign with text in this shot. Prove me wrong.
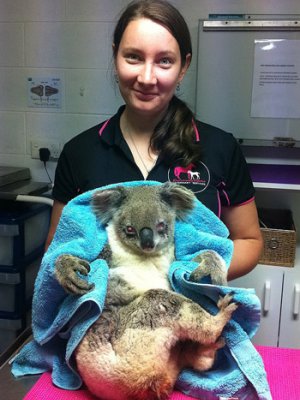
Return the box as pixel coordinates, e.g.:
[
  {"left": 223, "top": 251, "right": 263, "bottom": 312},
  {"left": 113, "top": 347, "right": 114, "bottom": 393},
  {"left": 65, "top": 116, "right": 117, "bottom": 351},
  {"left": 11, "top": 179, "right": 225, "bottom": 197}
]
[
  {"left": 27, "top": 77, "right": 62, "bottom": 108},
  {"left": 251, "top": 39, "right": 300, "bottom": 118}
]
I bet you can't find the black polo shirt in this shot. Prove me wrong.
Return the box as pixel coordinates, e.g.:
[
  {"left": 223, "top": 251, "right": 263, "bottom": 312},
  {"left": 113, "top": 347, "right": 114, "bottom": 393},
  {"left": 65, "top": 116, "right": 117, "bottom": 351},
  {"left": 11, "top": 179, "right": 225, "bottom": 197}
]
[{"left": 53, "top": 106, "right": 254, "bottom": 217}]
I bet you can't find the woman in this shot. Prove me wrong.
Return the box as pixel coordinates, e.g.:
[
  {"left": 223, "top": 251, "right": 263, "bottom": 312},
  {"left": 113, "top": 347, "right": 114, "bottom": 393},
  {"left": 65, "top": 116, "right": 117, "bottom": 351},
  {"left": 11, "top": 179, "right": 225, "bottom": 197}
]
[{"left": 46, "top": 0, "right": 263, "bottom": 280}]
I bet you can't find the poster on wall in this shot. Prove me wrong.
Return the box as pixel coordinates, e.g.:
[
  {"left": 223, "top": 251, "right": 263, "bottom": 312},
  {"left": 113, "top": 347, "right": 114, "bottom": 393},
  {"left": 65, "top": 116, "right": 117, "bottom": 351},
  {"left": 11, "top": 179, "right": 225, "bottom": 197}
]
[
  {"left": 27, "top": 77, "right": 62, "bottom": 108},
  {"left": 251, "top": 39, "right": 300, "bottom": 118}
]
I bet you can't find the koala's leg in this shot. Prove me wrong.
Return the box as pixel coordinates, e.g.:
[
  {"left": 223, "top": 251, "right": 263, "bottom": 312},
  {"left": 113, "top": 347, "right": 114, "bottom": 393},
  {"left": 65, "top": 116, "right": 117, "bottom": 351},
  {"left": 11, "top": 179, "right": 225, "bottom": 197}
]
[
  {"left": 175, "top": 292, "right": 237, "bottom": 345},
  {"left": 76, "top": 289, "right": 237, "bottom": 400},
  {"left": 178, "top": 337, "right": 225, "bottom": 372},
  {"left": 134, "top": 289, "right": 237, "bottom": 345},
  {"left": 190, "top": 250, "right": 228, "bottom": 286},
  {"left": 76, "top": 301, "right": 177, "bottom": 400},
  {"left": 55, "top": 254, "right": 94, "bottom": 295}
]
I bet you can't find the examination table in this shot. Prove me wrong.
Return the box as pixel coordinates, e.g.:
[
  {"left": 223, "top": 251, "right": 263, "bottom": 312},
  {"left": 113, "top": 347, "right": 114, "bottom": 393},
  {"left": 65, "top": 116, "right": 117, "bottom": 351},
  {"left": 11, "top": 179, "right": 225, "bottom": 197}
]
[{"left": 0, "top": 338, "right": 299, "bottom": 400}]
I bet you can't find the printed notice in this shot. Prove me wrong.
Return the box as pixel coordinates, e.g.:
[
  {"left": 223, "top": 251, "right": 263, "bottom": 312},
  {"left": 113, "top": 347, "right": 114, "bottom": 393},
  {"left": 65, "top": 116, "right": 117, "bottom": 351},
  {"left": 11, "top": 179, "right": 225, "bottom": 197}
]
[
  {"left": 27, "top": 77, "right": 62, "bottom": 108},
  {"left": 251, "top": 40, "right": 300, "bottom": 118}
]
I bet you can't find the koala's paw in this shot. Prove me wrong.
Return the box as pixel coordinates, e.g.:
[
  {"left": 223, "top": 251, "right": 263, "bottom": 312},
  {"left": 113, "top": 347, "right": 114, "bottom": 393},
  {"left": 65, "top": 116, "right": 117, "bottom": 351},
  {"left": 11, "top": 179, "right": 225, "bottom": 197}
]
[
  {"left": 189, "top": 264, "right": 208, "bottom": 283},
  {"left": 190, "top": 250, "right": 228, "bottom": 286},
  {"left": 55, "top": 254, "right": 94, "bottom": 295},
  {"left": 217, "top": 293, "right": 238, "bottom": 316}
]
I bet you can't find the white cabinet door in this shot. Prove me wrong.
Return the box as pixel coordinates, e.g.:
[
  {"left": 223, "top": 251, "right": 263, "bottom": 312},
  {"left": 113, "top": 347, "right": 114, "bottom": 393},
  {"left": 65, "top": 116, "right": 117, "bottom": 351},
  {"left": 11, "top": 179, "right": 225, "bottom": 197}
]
[
  {"left": 278, "top": 268, "right": 300, "bottom": 348},
  {"left": 229, "top": 265, "right": 284, "bottom": 346}
]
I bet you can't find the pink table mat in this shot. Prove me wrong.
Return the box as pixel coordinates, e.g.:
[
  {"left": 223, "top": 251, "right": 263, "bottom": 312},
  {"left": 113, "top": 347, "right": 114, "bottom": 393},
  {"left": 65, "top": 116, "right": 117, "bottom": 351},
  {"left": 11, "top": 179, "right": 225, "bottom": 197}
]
[{"left": 24, "top": 346, "right": 300, "bottom": 400}]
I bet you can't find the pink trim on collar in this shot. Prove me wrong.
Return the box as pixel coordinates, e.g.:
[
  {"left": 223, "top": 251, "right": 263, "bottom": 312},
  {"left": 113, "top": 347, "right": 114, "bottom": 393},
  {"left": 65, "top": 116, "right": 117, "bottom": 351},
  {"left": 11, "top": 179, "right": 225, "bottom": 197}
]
[
  {"left": 192, "top": 119, "right": 200, "bottom": 142},
  {"left": 98, "top": 119, "right": 111, "bottom": 136},
  {"left": 98, "top": 117, "right": 200, "bottom": 143}
]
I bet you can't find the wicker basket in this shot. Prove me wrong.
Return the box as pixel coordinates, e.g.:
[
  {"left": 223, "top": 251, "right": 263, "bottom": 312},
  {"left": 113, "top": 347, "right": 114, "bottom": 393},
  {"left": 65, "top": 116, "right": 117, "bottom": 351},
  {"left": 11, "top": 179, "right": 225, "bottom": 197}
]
[{"left": 258, "top": 208, "right": 296, "bottom": 268}]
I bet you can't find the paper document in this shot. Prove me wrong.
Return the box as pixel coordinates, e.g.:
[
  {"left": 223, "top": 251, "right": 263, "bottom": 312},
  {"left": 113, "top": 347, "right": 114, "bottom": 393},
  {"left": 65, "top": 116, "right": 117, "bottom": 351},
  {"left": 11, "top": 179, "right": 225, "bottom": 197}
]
[{"left": 251, "top": 39, "right": 300, "bottom": 118}]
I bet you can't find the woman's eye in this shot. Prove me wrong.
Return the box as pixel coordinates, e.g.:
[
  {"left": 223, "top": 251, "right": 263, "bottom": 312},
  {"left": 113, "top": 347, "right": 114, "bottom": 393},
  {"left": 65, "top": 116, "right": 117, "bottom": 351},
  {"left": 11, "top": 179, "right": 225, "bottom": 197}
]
[
  {"left": 125, "top": 226, "right": 137, "bottom": 236},
  {"left": 159, "top": 58, "right": 172, "bottom": 67},
  {"left": 125, "top": 54, "right": 140, "bottom": 63}
]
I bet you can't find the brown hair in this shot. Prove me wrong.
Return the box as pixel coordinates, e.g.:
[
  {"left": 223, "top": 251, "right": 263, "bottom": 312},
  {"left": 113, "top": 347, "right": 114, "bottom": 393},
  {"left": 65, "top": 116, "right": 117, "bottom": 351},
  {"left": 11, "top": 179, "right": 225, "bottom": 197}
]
[{"left": 113, "top": 0, "right": 200, "bottom": 167}]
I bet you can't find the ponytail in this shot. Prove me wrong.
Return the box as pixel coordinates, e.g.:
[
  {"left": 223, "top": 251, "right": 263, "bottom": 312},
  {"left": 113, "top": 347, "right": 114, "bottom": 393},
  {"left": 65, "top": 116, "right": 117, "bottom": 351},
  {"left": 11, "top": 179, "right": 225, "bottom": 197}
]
[{"left": 151, "top": 96, "right": 201, "bottom": 167}]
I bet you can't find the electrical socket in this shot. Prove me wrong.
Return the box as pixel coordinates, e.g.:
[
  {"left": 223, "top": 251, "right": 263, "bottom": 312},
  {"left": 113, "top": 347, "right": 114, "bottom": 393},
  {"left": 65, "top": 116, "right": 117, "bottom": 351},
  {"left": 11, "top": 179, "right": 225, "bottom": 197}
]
[{"left": 31, "top": 140, "right": 62, "bottom": 160}]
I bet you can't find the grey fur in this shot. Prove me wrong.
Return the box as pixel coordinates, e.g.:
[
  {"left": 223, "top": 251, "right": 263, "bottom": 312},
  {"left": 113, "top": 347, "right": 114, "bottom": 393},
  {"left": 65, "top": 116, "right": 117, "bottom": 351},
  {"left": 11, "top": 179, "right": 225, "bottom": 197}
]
[
  {"left": 54, "top": 183, "right": 236, "bottom": 400},
  {"left": 190, "top": 250, "right": 228, "bottom": 286}
]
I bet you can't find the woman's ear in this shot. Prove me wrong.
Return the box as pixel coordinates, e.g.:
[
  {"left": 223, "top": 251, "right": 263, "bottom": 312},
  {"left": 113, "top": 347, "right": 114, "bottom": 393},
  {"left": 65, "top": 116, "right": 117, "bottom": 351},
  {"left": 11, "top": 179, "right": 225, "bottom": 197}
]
[{"left": 178, "top": 53, "right": 192, "bottom": 82}]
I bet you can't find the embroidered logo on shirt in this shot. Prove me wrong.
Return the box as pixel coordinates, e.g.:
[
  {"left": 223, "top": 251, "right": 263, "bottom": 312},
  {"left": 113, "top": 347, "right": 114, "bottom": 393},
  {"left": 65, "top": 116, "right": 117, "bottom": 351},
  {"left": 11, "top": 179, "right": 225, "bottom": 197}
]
[{"left": 168, "top": 161, "right": 210, "bottom": 194}]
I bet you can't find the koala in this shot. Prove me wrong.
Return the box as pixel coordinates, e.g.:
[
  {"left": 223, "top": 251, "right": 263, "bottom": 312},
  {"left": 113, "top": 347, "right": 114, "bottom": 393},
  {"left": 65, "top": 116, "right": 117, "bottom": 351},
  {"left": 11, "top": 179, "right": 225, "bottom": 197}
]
[{"left": 55, "top": 183, "right": 237, "bottom": 400}]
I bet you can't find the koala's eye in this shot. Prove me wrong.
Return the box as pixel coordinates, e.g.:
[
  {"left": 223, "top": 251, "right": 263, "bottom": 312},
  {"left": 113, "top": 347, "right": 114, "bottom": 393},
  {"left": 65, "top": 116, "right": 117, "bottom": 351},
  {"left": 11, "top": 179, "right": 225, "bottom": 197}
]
[
  {"left": 125, "top": 225, "right": 137, "bottom": 236},
  {"left": 156, "top": 221, "right": 167, "bottom": 234}
]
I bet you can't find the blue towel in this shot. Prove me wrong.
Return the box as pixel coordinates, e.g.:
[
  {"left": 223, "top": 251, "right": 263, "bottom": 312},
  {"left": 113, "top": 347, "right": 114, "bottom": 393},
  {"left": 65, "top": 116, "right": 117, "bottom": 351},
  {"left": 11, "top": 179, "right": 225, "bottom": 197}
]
[{"left": 11, "top": 181, "right": 271, "bottom": 399}]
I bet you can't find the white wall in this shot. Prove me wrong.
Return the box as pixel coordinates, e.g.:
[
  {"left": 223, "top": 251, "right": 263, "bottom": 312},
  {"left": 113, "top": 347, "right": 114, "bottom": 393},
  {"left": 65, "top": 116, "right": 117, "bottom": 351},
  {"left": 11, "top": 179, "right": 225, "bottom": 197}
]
[{"left": 0, "top": 0, "right": 299, "bottom": 182}]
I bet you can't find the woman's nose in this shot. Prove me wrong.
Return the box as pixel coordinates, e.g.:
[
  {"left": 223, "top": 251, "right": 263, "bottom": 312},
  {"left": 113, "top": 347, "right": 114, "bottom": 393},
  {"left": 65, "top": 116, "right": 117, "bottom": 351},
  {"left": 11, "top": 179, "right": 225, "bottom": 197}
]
[{"left": 137, "top": 62, "right": 157, "bottom": 85}]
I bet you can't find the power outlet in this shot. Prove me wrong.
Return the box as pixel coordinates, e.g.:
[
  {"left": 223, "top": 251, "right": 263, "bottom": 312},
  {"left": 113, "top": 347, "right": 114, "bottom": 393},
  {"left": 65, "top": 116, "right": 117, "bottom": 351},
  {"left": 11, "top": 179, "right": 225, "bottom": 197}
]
[{"left": 31, "top": 140, "right": 62, "bottom": 160}]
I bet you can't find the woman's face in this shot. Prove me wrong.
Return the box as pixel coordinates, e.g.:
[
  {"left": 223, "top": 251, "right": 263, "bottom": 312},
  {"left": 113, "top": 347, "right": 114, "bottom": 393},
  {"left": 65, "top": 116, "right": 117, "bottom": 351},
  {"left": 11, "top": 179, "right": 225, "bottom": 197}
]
[{"left": 114, "top": 18, "right": 190, "bottom": 118}]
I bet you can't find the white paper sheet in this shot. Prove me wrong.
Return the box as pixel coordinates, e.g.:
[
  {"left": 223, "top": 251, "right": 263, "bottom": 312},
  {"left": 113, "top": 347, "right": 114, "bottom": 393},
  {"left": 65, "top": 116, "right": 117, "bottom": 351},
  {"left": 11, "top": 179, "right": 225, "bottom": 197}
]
[{"left": 251, "top": 39, "right": 300, "bottom": 118}]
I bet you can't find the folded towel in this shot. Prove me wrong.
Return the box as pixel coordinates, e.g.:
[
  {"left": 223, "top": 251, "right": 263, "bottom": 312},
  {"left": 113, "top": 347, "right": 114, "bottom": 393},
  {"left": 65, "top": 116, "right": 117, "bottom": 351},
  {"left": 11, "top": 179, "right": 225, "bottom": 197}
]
[{"left": 11, "top": 180, "right": 271, "bottom": 399}]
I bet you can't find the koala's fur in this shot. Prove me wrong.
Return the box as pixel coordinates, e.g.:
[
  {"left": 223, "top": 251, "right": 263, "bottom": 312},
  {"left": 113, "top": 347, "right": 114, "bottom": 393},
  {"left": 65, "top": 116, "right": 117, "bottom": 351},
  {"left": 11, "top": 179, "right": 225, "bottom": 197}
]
[{"left": 55, "top": 183, "right": 237, "bottom": 400}]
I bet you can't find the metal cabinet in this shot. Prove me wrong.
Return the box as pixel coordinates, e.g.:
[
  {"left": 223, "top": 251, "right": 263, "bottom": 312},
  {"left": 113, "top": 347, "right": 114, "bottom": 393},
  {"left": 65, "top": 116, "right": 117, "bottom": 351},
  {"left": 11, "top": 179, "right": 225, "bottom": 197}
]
[
  {"left": 278, "top": 268, "right": 300, "bottom": 348},
  {"left": 230, "top": 248, "right": 300, "bottom": 348}
]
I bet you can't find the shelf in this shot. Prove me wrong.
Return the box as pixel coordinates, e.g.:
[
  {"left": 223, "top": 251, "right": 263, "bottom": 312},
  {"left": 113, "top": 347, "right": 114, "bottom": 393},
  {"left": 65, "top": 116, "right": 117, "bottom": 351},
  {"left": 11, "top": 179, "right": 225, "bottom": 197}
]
[
  {"left": 239, "top": 138, "right": 300, "bottom": 148},
  {"left": 249, "top": 163, "right": 300, "bottom": 191},
  {"left": 254, "top": 182, "right": 300, "bottom": 190}
]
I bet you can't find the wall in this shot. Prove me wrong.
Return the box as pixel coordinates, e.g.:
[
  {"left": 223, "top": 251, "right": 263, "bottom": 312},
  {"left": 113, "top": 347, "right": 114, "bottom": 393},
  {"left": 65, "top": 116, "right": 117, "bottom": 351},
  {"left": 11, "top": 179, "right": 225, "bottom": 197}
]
[{"left": 0, "top": 0, "right": 299, "bottom": 183}]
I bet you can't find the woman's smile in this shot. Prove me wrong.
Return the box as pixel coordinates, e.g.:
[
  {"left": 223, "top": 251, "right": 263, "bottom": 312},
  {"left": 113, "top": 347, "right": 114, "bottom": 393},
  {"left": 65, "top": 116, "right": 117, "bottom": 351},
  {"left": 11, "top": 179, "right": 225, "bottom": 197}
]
[{"left": 133, "top": 89, "right": 159, "bottom": 101}]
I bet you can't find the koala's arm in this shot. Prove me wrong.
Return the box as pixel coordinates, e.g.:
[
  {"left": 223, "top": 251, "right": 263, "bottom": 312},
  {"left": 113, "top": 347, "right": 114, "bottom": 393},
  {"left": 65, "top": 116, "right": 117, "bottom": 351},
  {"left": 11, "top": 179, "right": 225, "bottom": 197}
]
[
  {"left": 55, "top": 245, "right": 112, "bottom": 295},
  {"left": 189, "top": 250, "right": 228, "bottom": 286},
  {"left": 55, "top": 254, "right": 95, "bottom": 295},
  {"left": 106, "top": 275, "right": 142, "bottom": 307}
]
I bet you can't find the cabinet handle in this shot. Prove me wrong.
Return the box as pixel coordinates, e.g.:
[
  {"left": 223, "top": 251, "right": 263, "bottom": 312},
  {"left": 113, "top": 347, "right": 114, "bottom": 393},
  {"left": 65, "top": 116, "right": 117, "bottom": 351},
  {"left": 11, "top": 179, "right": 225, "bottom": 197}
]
[
  {"left": 293, "top": 283, "right": 300, "bottom": 317},
  {"left": 263, "top": 280, "right": 271, "bottom": 313}
]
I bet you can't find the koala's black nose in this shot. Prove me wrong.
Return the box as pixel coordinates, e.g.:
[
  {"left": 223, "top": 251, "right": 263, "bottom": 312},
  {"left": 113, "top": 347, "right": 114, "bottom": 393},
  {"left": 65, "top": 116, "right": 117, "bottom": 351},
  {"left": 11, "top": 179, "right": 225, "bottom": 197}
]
[{"left": 139, "top": 227, "right": 154, "bottom": 250}]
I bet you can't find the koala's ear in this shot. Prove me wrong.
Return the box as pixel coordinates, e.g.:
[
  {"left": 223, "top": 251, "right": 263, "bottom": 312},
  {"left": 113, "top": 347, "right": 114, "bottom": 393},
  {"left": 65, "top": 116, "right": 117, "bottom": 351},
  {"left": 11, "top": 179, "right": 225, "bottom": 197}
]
[
  {"left": 92, "top": 187, "right": 127, "bottom": 224},
  {"left": 159, "top": 182, "right": 195, "bottom": 219}
]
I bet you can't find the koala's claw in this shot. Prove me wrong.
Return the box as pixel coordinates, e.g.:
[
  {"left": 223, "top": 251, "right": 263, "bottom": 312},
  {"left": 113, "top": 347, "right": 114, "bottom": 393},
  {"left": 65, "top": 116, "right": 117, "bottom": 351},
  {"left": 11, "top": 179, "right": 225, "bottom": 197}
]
[
  {"left": 55, "top": 254, "right": 94, "bottom": 295},
  {"left": 189, "top": 266, "right": 209, "bottom": 283},
  {"left": 190, "top": 250, "right": 228, "bottom": 286},
  {"left": 217, "top": 294, "right": 238, "bottom": 314}
]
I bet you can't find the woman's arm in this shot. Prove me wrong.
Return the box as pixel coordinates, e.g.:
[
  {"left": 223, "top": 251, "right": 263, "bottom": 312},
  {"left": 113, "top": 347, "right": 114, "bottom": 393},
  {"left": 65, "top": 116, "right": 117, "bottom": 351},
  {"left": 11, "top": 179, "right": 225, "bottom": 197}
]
[
  {"left": 221, "top": 200, "right": 263, "bottom": 281},
  {"left": 45, "top": 199, "right": 66, "bottom": 251}
]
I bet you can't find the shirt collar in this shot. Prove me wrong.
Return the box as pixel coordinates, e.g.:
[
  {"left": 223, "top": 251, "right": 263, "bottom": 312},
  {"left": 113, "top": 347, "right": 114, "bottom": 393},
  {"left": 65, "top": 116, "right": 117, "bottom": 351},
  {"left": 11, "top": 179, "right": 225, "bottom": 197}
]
[{"left": 98, "top": 105, "right": 126, "bottom": 147}]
